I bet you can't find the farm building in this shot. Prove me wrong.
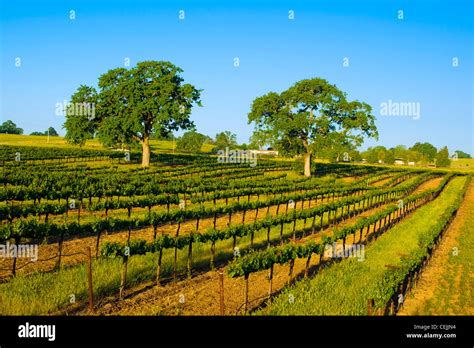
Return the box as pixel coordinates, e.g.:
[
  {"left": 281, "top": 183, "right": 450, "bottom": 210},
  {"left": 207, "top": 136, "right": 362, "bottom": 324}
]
[
  {"left": 394, "top": 158, "right": 406, "bottom": 165},
  {"left": 249, "top": 149, "right": 279, "bottom": 156}
]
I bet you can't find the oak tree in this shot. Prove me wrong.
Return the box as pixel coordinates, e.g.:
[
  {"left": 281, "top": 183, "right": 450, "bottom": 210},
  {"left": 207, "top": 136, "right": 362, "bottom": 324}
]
[
  {"left": 248, "top": 78, "right": 378, "bottom": 176},
  {"left": 64, "top": 61, "right": 201, "bottom": 166}
]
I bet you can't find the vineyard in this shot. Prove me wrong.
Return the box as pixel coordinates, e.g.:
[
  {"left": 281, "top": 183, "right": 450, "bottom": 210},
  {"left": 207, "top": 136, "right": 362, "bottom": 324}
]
[
  {"left": 1, "top": 2, "right": 472, "bottom": 346},
  {"left": 0, "top": 145, "right": 471, "bottom": 316}
]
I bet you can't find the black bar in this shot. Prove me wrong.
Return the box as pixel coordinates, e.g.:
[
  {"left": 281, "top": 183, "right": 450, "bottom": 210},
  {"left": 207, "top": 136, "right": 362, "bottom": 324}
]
[{"left": 0, "top": 316, "right": 472, "bottom": 347}]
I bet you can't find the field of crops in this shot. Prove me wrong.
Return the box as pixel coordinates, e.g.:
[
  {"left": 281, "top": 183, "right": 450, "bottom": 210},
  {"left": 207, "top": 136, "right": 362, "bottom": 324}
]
[{"left": 0, "top": 144, "right": 471, "bottom": 316}]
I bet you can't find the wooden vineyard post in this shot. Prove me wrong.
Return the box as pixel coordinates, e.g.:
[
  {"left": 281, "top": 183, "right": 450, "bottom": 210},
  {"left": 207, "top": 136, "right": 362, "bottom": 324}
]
[
  {"left": 173, "top": 221, "right": 181, "bottom": 279},
  {"left": 11, "top": 236, "right": 20, "bottom": 276},
  {"left": 218, "top": 271, "right": 225, "bottom": 315},
  {"left": 56, "top": 230, "right": 65, "bottom": 270},
  {"left": 187, "top": 238, "right": 193, "bottom": 279},
  {"left": 280, "top": 222, "right": 284, "bottom": 245},
  {"left": 210, "top": 240, "right": 216, "bottom": 270},
  {"left": 302, "top": 217, "right": 307, "bottom": 237},
  {"left": 304, "top": 254, "right": 311, "bottom": 278},
  {"left": 368, "top": 299, "right": 374, "bottom": 316},
  {"left": 268, "top": 264, "right": 274, "bottom": 303},
  {"left": 152, "top": 224, "right": 158, "bottom": 240},
  {"left": 86, "top": 247, "right": 94, "bottom": 312},
  {"left": 156, "top": 247, "right": 163, "bottom": 284},
  {"left": 266, "top": 225, "right": 271, "bottom": 247},
  {"left": 292, "top": 218, "right": 297, "bottom": 242},
  {"left": 288, "top": 259, "right": 295, "bottom": 285},
  {"left": 243, "top": 274, "right": 249, "bottom": 315},
  {"left": 119, "top": 254, "right": 128, "bottom": 299}
]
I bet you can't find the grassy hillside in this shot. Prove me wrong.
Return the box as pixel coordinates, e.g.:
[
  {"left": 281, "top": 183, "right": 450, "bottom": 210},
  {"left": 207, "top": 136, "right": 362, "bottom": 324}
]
[{"left": 0, "top": 134, "right": 215, "bottom": 153}]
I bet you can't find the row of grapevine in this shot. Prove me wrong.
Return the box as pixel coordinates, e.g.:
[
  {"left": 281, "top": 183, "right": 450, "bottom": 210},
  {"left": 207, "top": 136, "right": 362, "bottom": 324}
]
[
  {"left": 1, "top": 167, "right": 399, "bottom": 222},
  {"left": 0, "top": 163, "right": 292, "bottom": 202},
  {"left": 370, "top": 175, "right": 471, "bottom": 315},
  {"left": 94, "top": 173, "right": 439, "bottom": 284},
  {"left": 224, "top": 173, "right": 456, "bottom": 312}
]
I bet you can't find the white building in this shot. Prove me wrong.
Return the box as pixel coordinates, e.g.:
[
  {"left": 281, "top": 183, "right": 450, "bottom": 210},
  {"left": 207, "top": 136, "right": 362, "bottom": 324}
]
[
  {"left": 249, "top": 149, "right": 279, "bottom": 156},
  {"left": 394, "top": 158, "right": 405, "bottom": 165}
]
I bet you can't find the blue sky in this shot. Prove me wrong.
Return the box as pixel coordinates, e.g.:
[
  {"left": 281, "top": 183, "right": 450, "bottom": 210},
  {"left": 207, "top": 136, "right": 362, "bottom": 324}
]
[{"left": 0, "top": 0, "right": 472, "bottom": 153}]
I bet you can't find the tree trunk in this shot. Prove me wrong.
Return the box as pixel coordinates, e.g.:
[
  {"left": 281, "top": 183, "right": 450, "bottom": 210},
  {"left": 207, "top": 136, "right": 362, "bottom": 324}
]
[
  {"left": 304, "top": 152, "right": 312, "bottom": 177},
  {"left": 141, "top": 136, "right": 151, "bottom": 168}
]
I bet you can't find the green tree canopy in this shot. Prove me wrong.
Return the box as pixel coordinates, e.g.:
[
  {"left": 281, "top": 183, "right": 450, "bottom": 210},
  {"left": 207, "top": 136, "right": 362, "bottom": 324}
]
[
  {"left": 63, "top": 85, "right": 98, "bottom": 146},
  {"left": 361, "top": 146, "right": 396, "bottom": 164},
  {"left": 31, "top": 127, "right": 59, "bottom": 136},
  {"left": 248, "top": 78, "right": 378, "bottom": 176},
  {"left": 249, "top": 129, "right": 273, "bottom": 150},
  {"left": 64, "top": 61, "right": 202, "bottom": 166},
  {"left": 454, "top": 150, "right": 471, "bottom": 159},
  {"left": 392, "top": 145, "right": 408, "bottom": 159},
  {"left": 47, "top": 127, "right": 59, "bottom": 136},
  {"left": 362, "top": 147, "right": 381, "bottom": 163},
  {"left": 384, "top": 149, "right": 395, "bottom": 164},
  {"left": 316, "top": 132, "right": 358, "bottom": 162},
  {"left": 215, "top": 131, "right": 237, "bottom": 150},
  {"left": 436, "top": 146, "right": 451, "bottom": 167},
  {"left": 410, "top": 142, "right": 437, "bottom": 162},
  {"left": 0, "top": 120, "right": 23, "bottom": 134},
  {"left": 176, "top": 131, "right": 207, "bottom": 153}
]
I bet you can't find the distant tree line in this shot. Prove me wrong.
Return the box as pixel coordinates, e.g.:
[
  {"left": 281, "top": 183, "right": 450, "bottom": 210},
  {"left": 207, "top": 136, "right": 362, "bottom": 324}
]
[
  {"left": 0, "top": 120, "right": 23, "bottom": 134},
  {"left": 360, "top": 142, "right": 455, "bottom": 167},
  {"left": 30, "top": 127, "right": 59, "bottom": 136},
  {"left": 0, "top": 120, "right": 60, "bottom": 137}
]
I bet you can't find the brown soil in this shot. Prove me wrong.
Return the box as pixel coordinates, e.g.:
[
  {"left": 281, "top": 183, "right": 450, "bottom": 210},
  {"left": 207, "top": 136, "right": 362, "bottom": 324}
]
[{"left": 412, "top": 177, "right": 443, "bottom": 194}]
